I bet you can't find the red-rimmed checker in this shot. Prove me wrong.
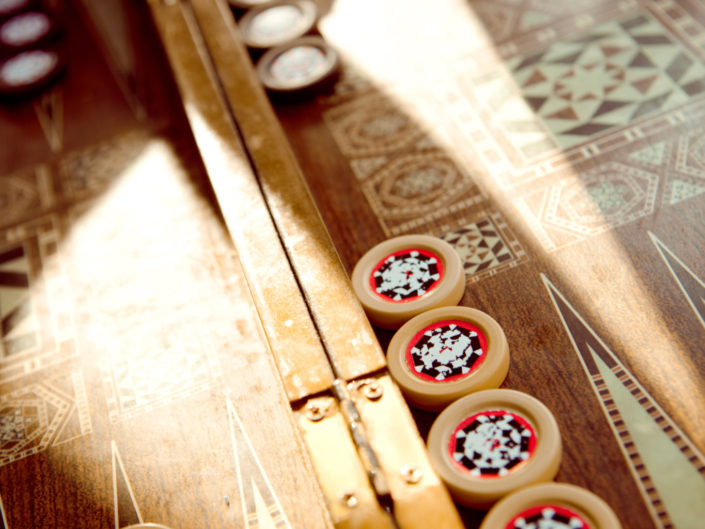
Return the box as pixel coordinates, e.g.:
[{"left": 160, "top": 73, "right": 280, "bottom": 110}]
[
  {"left": 370, "top": 247, "right": 445, "bottom": 302},
  {"left": 351, "top": 235, "right": 465, "bottom": 329},
  {"left": 407, "top": 319, "right": 486, "bottom": 383},
  {"left": 239, "top": 0, "right": 317, "bottom": 49},
  {"left": 480, "top": 483, "right": 622, "bottom": 529},
  {"left": 387, "top": 306, "right": 509, "bottom": 410},
  {"left": 427, "top": 389, "right": 562, "bottom": 509},
  {"left": 449, "top": 410, "right": 537, "bottom": 478}
]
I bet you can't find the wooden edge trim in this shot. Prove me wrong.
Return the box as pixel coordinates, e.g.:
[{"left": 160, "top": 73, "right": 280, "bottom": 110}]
[
  {"left": 148, "top": 0, "right": 334, "bottom": 401},
  {"left": 187, "top": 0, "right": 386, "bottom": 381}
]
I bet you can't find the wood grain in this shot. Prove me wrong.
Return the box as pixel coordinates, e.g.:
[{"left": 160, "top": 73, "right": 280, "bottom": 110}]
[
  {"left": 186, "top": 0, "right": 387, "bottom": 382},
  {"left": 270, "top": 1, "right": 705, "bottom": 528},
  {"left": 0, "top": 1, "right": 332, "bottom": 527},
  {"left": 149, "top": 0, "right": 335, "bottom": 401}
]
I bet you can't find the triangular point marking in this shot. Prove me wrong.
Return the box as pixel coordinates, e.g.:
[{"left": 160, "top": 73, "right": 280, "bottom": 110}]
[
  {"left": 226, "top": 396, "right": 291, "bottom": 529},
  {"left": 0, "top": 494, "right": 7, "bottom": 529},
  {"left": 252, "top": 479, "right": 278, "bottom": 529},
  {"left": 111, "top": 440, "right": 143, "bottom": 529},
  {"left": 33, "top": 87, "right": 64, "bottom": 153},
  {"left": 541, "top": 274, "right": 705, "bottom": 529},
  {"left": 648, "top": 231, "right": 705, "bottom": 329}
]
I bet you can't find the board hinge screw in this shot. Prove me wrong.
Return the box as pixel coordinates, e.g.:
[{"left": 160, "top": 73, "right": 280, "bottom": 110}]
[{"left": 401, "top": 464, "right": 422, "bottom": 484}]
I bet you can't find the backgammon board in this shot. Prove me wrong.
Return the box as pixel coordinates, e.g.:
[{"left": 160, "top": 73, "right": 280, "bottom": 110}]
[{"left": 0, "top": 0, "right": 703, "bottom": 528}]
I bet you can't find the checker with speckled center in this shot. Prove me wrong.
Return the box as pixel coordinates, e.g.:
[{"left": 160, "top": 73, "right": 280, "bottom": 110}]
[
  {"left": 370, "top": 248, "right": 443, "bottom": 302},
  {"left": 406, "top": 320, "right": 487, "bottom": 381},
  {"left": 449, "top": 410, "right": 536, "bottom": 478},
  {"left": 505, "top": 505, "right": 591, "bottom": 529}
]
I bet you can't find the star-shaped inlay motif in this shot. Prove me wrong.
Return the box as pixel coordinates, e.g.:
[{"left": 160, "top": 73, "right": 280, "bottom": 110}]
[{"left": 554, "top": 62, "right": 626, "bottom": 101}]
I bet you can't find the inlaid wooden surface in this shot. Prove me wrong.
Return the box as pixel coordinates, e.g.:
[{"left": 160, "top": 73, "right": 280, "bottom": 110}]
[
  {"left": 3, "top": 0, "right": 705, "bottom": 528},
  {"left": 270, "top": 0, "right": 705, "bottom": 528},
  {"left": 0, "top": 1, "right": 333, "bottom": 528}
]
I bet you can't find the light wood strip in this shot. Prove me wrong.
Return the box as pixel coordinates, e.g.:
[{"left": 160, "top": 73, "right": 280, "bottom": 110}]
[
  {"left": 148, "top": 0, "right": 334, "bottom": 401},
  {"left": 186, "top": 0, "right": 386, "bottom": 381}
]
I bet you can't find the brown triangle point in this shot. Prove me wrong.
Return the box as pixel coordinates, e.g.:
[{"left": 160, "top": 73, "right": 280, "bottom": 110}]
[
  {"left": 631, "top": 74, "right": 659, "bottom": 95},
  {"left": 547, "top": 106, "right": 580, "bottom": 120},
  {"left": 601, "top": 45, "right": 625, "bottom": 57},
  {"left": 523, "top": 68, "right": 548, "bottom": 88}
]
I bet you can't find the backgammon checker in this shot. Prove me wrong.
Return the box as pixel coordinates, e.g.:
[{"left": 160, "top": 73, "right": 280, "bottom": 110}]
[
  {"left": 0, "top": 0, "right": 33, "bottom": 19},
  {"left": 428, "top": 389, "right": 562, "bottom": 509},
  {"left": 0, "top": 47, "right": 64, "bottom": 95},
  {"left": 256, "top": 35, "right": 339, "bottom": 94},
  {"left": 0, "top": 10, "right": 57, "bottom": 52},
  {"left": 480, "top": 483, "right": 622, "bottom": 529},
  {"left": 352, "top": 235, "right": 466, "bottom": 329},
  {"left": 239, "top": 0, "right": 318, "bottom": 49},
  {"left": 387, "top": 306, "right": 509, "bottom": 411}
]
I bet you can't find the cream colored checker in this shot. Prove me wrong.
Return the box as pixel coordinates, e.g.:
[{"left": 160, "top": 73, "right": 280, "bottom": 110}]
[
  {"left": 387, "top": 306, "right": 509, "bottom": 411},
  {"left": 239, "top": 0, "right": 317, "bottom": 49},
  {"left": 351, "top": 235, "right": 465, "bottom": 329},
  {"left": 480, "top": 483, "right": 622, "bottom": 529},
  {"left": 427, "top": 389, "right": 562, "bottom": 509}
]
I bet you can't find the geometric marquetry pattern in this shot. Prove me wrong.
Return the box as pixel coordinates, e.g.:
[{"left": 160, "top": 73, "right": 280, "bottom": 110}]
[
  {"left": 472, "top": 0, "right": 610, "bottom": 47},
  {"left": 101, "top": 342, "right": 215, "bottom": 424},
  {"left": 0, "top": 217, "right": 78, "bottom": 383},
  {"left": 59, "top": 130, "right": 151, "bottom": 199},
  {"left": 0, "top": 164, "right": 54, "bottom": 230},
  {"left": 508, "top": 12, "right": 705, "bottom": 150},
  {"left": 323, "top": 90, "right": 490, "bottom": 238},
  {"left": 543, "top": 275, "right": 705, "bottom": 529},
  {"left": 0, "top": 245, "right": 36, "bottom": 359},
  {"left": 515, "top": 161, "right": 659, "bottom": 251},
  {"left": 359, "top": 150, "right": 484, "bottom": 236},
  {"left": 670, "top": 130, "right": 705, "bottom": 204},
  {"left": 323, "top": 93, "right": 423, "bottom": 158},
  {"left": 0, "top": 371, "right": 92, "bottom": 467},
  {"left": 442, "top": 212, "right": 527, "bottom": 282},
  {"left": 511, "top": 121, "right": 705, "bottom": 250},
  {"left": 446, "top": 0, "right": 705, "bottom": 194}
]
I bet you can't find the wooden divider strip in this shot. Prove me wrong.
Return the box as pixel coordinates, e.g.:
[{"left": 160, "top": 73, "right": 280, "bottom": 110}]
[
  {"left": 148, "top": 0, "right": 334, "bottom": 401},
  {"left": 187, "top": 0, "right": 387, "bottom": 381}
]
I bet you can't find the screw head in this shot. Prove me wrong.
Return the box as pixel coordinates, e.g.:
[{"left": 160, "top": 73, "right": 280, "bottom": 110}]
[
  {"left": 305, "top": 400, "right": 329, "bottom": 421},
  {"left": 360, "top": 380, "right": 383, "bottom": 401},
  {"left": 400, "top": 464, "right": 422, "bottom": 484},
  {"left": 340, "top": 491, "right": 359, "bottom": 508}
]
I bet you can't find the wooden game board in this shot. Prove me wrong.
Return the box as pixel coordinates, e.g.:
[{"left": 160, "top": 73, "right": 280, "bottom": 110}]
[{"left": 1, "top": 1, "right": 704, "bottom": 528}]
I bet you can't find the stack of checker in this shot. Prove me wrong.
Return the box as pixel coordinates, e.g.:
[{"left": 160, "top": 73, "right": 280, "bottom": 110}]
[
  {"left": 352, "top": 234, "right": 622, "bottom": 528},
  {"left": 229, "top": 0, "right": 338, "bottom": 95},
  {"left": 0, "top": 0, "right": 64, "bottom": 96}
]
